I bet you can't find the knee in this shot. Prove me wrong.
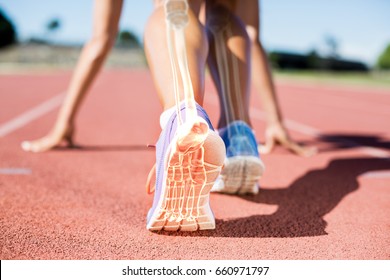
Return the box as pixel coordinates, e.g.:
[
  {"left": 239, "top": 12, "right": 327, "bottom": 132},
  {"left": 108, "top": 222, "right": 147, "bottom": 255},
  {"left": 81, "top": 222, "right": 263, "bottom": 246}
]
[
  {"left": 86, "top": 33, "right": 117, "bottom": 62},
  {"left": 246, "top": 25, "right": 260, "bottom": 46},
  {"left": 206, "top": 4, "right": 232, "bottom": 33}
]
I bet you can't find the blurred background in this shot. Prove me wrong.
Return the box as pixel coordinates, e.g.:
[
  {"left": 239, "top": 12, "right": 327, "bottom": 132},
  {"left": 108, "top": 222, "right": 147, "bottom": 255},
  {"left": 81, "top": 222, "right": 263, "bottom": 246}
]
[{"left": 0, "top": 0, "right": 389, "bottom": 87}]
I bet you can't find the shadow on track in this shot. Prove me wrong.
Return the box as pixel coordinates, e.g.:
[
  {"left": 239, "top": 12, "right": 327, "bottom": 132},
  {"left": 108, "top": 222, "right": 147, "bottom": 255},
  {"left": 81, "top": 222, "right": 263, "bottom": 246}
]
[
  {"left": 318, "top": 133, "right": 390, "bottom": 152},
  {"left": 154, "top": 157, "right": 389, "bottom": 238}
]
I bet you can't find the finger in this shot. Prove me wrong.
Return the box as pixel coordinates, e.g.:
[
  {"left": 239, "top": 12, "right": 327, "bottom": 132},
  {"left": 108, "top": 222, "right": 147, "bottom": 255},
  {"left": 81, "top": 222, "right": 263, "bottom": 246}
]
[
  {"left": 258, "top": 135, "right": 276, "bottom": 154},
  {"left": 283, "top": 140, "right": 318, "bottom": 157}
]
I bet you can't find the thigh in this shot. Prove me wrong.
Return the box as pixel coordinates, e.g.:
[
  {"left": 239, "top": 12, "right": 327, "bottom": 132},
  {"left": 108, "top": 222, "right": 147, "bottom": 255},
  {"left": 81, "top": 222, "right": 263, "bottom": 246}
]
[
  {"left": 92, "top": 0, "right": 123, "bottom": 37},
  {"left": 234, "top": 0, "right": 260, "bottom": 39}
]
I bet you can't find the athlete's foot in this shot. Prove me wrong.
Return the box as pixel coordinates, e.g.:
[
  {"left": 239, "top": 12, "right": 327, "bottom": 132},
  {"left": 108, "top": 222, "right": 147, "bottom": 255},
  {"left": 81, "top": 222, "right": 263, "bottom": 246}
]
[
  {"left": 146, "top": 104, "right": 225, "bottom": 231},
  {"left": 212, "top": 121, "right": 265, "bottom": 195},
  {"left": 21, "top": 125, "right": 75, "bottom": 153}
]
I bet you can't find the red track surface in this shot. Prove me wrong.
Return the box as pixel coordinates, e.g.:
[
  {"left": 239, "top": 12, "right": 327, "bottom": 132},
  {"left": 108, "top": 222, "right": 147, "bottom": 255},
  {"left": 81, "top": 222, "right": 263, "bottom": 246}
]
[{"left": 0, "top": 69, "right": 389, "bottom": 259}]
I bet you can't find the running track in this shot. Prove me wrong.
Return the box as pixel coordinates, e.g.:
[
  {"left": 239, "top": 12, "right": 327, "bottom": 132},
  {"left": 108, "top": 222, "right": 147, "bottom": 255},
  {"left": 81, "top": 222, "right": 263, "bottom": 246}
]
[{"left": 0, "top": 69, "right": 389, "bottom": 259}]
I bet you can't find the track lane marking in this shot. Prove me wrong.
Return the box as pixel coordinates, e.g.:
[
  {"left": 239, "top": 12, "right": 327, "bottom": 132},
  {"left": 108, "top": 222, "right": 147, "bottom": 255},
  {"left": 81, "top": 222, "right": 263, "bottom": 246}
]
[
  {"left": 205, "top": 97, "right": 390, "bottom": 159},
  {"left": 277, "top": 82, "right": 390, "bottom": 96},
  {"left": 0, "top": 86, "right": 388, "bottom": 160},
  {"left": 0, "top": 93, "right": 64, "bottom": 138},
  {"left": 249, "top": 106, "right": 390, "bottom": 159},
  {"left": 360, "top": 171, "right": 390, "bottom": 179},
  {"left": 0, "top": 168, "right": 32, "bottom": 175}
]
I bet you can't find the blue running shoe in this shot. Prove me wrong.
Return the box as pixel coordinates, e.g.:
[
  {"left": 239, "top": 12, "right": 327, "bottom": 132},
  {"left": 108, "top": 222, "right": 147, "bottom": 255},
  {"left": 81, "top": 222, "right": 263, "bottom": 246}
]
[
  {"left": 146, "top": 104, "right": 225, "bottom": 231},
  {"left": 212, "top": 120, "right": 265, "bottom": 194}
]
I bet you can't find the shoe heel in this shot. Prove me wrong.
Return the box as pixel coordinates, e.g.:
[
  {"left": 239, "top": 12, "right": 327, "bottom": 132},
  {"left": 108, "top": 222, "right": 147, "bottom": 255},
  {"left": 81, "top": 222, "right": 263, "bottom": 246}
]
[
  {"left": 148, "top": 117, "right": 223, "bottom": 232},
  {"left": 219, "top": 156, "right": 264, "bottom": 194},
  {"left": 175, "top": 116, "right": 209, "bottom": 154}
]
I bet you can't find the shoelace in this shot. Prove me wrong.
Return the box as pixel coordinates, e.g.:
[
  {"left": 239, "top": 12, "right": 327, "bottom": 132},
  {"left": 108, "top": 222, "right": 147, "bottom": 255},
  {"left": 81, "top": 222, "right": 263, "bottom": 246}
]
[
  {"left": 145, "top": 144, "right": 157, "bottom": 194},
  {"left": 146, "top": 163, "right": 156, "bottom": 194}
]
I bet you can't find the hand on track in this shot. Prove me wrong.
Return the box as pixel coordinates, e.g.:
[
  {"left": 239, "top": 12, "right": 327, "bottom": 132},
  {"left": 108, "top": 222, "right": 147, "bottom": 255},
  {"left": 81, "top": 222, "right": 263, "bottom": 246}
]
[{"left": 259, "top": 122, "right": 317, "bottom": 157}]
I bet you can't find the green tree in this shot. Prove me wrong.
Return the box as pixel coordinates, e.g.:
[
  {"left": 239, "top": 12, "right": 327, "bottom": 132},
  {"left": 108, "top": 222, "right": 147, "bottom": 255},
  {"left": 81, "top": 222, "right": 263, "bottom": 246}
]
[
  {"left": 268, "top": 51, "right": 280, "bottom": 68},
  {"left": 0, "top": 9, "right": 16, "bottom": 48},
  {"left": 46, "top": 18, "right": 61, "bottom": 43},
  {"left": 377, "top": 44, "right": 390, "bottom": 69},
  {"left": 117, "top": 30, "right": 140, "bottom": 48},
  {"left": 307, "top": 49, "right": 320, "bottom": 69}
]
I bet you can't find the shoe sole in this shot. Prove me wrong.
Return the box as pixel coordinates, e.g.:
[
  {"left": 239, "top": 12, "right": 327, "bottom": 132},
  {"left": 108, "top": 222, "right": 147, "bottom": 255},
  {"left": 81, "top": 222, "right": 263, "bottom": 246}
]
[
  {"left": 213, "top": 156, "right": 264, "bottom": 194},
  {"left": 147, "top": 117, "right": 223, "bottom": 231}
]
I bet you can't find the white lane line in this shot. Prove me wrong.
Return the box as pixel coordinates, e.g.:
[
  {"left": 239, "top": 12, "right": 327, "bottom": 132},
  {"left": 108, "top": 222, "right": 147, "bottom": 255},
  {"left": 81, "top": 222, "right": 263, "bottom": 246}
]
[
  {"left": 0, "top": 93, "right": 64, "bottom": 138},
  {"left": 249, "top": 106, "right": 390, "bottom": 159},
  {"left": 359, "top": 147, "right": 390, "bottom": 159},
  {"left": 0, "top": 168, "right": 32, "bottom": 175},
  {"left": 360, "top": 171, "right": 390, "bottom": 179},
  {"left": 250, "top": 108, "right": 320, "bottom": 137},
  {"left": 250, "top": 107, "right": 390, "bottom": 159},
  {"left": 277, "top": 82, "right": 390, "bottom": 96},
  {"left": 205, "top": 97, "right": 390, "bottom": 159},
  {"left": 1, "top": 90, "right": 388, "bottom": 160}
]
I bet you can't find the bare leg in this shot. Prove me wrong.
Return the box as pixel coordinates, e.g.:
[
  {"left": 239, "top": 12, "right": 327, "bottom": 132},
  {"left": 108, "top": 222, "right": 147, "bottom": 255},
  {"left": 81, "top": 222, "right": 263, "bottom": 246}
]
[
  {"left": 236, "top": 0, "right": 317, "bottom": 157},
  {"left": 144, "top": 0, "right": 225, "bottom": 231},
  {"left": 206, "top": 0, "right": 264, "bottom": 195},
  {"left": 205, "top": 0, "right": 251, "bottom": 129},
  {"left": 145, "top": 0, "right": 207, "bottom": 110},
  {"left": 22, "top": 0, "right": 123, "bottom": 152}
]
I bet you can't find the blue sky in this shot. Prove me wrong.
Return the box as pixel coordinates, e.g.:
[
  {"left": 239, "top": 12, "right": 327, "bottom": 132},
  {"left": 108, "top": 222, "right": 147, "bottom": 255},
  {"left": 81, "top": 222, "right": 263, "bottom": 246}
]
[{"left": 1, "top": 0, "right": 389, "bottom": 66}]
